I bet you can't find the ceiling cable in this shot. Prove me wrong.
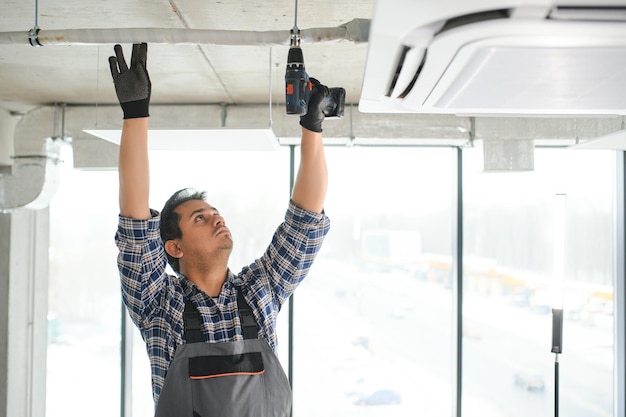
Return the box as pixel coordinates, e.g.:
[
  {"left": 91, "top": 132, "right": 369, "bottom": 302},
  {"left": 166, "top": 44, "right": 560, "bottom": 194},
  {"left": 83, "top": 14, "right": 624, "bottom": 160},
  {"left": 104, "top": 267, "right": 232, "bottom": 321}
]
[
  {"left": 28, "top": 0, "right": 42, "bottom": 46},
  {"left": 467, "top": 116, "right": 475, "bottom": 148},
  {"left": 34, "top": 0, "right": 39, "bottom": 30},
  {"left": 268, "top": 47, "right": 273, "bottom": 129},
  {"left": 290, "top": 0, "right": 301, "bottom": 47},
  {"left": 348, "top": 103, "right": 355, "bottom": 147},
  {"left": 293, "top": 0, "right": 299, "bottom": 32}
]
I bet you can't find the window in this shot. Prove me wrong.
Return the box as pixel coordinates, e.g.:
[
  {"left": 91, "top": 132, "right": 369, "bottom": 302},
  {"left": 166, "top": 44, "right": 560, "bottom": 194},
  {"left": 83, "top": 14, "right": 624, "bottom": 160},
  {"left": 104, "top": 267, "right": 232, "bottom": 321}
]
[
  {"left": 292, "top": 147, "right": 455, "bottom": 417},
  {"left": 132, "top": 149, "right": 291, "bottom": 414},
  {"left": 462, "top": 147, "right": 615, "bottom": 417},
  {"left": 48, "top": 165, "right": 121, "bottom": 417},
  {"left": 48, "top": 144, "right": 618, "bottom": 417},
  {"left": 48, "top": 148, "right": 290, "bottom": 417}
]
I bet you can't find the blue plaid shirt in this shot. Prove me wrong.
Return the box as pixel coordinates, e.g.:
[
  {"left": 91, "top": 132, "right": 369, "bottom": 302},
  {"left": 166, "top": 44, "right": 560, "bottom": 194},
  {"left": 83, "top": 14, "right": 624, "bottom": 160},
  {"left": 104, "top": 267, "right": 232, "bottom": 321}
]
[{"left": 115, "top": 200, "right": 330, "bottom": 405}]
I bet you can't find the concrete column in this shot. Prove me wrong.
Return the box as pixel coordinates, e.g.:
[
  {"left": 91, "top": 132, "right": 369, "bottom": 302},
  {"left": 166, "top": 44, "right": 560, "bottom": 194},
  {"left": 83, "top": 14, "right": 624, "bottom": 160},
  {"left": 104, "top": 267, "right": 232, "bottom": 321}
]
[
  {"left": 0, "top": 109, "right": 17, "bottom": 167},
  {"left": 0, "top": 209, "right": 49, "bottom": 417}
]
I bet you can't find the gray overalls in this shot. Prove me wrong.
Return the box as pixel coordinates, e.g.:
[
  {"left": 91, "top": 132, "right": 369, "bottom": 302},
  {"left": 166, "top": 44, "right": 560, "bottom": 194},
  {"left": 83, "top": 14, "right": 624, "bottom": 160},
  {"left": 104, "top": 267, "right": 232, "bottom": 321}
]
[{"left": 155, "top": 290, "right": 292, "bottom": 417}]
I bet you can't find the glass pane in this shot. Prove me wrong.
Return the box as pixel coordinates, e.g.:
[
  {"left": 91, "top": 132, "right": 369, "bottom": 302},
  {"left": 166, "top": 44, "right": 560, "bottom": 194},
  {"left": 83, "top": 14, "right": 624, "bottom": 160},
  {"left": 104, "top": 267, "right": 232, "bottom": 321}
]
[
  {"left": 131, "top": 148, "right": 291, "bottom": 413},
  {"left": 48, "top": 162, "right": 121, "bottom": 417},
  {"left": 292, "top": 147, "right": 454, "bottom": 417},
  {"left": 462, "top": 146, "right": 615, "bottom": 417}
]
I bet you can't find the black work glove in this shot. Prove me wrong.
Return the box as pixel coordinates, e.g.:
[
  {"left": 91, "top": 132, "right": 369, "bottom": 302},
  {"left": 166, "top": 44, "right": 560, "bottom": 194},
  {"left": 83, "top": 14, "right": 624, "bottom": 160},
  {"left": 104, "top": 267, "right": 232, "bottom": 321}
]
[
  {"left": 300, "top": 78, "right": 329, "bottom": 133},
  {"left": 108, "top": 43, "right": 151, "bottom": 119}
]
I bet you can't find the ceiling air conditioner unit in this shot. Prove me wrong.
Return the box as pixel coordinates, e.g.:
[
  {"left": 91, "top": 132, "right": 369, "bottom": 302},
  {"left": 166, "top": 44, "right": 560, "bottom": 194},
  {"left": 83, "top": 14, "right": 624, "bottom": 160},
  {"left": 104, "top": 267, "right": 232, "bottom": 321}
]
[{"left": 359, "top": 0, "right": 626, "bottom": 116}]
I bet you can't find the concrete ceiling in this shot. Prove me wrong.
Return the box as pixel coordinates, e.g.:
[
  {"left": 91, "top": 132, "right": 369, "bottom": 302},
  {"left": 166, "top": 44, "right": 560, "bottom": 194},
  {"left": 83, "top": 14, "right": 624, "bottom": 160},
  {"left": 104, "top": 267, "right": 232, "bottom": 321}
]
[
  {"left": 0, "top": 0, "right": 624, "bottom": 155},
  {"left": 0, "top": 0, "right": 373, "bottom": 113}
]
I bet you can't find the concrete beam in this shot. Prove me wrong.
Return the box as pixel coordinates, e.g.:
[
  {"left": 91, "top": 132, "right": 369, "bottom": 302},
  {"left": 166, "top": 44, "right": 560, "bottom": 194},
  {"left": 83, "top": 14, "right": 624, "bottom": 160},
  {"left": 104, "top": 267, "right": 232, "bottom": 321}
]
[
  {"left": 32, "top": 103, "right": 626, "bottom": 169},
  {"left": 0, "top": 109, "right": 18, "bottom": 168}
]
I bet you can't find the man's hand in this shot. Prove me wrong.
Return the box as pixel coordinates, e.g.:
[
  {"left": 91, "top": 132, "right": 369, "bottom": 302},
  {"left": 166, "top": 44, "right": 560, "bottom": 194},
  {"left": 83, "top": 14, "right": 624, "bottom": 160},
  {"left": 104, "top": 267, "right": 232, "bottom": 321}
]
[
  {"left": 300, "top": 78, "right": 329, "bottom": 133},
  {"left": 109, "top": 43, "right": 151, "bottom": 119}
]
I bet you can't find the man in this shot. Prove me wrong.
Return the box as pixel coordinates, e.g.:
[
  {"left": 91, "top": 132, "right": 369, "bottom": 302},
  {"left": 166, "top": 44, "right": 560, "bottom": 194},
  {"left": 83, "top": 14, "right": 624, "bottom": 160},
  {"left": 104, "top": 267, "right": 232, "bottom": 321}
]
[{"left": 109, "top": 43, "right": 331, "bottom": 417}]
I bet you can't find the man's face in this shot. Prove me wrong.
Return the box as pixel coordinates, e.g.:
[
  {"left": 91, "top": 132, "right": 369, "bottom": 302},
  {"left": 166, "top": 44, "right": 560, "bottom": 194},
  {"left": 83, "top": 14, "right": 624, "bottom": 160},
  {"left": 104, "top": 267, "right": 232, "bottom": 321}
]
[{"left": 173, "top": 199, "right": 233, "bottom": 266}]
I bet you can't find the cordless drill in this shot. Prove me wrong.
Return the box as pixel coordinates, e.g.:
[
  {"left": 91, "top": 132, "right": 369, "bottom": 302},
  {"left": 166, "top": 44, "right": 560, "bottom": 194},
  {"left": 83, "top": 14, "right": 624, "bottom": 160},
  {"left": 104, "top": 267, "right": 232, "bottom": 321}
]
[{"left": 285, "top": 29, "right": 345, "bottom": 118}]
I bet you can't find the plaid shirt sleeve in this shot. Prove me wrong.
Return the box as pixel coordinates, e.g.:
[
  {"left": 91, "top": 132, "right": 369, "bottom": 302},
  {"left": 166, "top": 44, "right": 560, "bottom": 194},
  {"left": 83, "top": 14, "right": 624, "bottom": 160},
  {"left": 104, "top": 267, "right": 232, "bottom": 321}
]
[
  {"left": 115, "top": 209, "right": 169, "bottom": 327},
  {"left": 249, "top": 200, "right": 331, "bottom": 307}
]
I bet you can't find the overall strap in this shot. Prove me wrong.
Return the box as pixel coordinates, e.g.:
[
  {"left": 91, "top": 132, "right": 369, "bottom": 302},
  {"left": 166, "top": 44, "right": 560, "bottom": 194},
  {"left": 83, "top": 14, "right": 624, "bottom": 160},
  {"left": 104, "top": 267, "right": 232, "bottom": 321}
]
[
  {"left": 183, "top": 300, "right": 204, "bottom": 343},
  {"left": 183, "top": 289, "right": 259, "bottom": 343},
  {"left": 237, "top": 289, "right": 259, "bottom": 340}
]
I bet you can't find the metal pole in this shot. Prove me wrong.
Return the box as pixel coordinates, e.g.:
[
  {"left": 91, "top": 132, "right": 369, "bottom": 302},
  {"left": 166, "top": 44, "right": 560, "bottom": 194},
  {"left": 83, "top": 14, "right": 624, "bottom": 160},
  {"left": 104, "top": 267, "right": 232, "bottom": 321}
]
[
  {"left": 614, "top": 150, "right": 625, "bottom": 417},
  {"left": 288, "top": 144, "right": 295, "bottom": 417},
  {"left": 293, "top": 0, "right": 298, "bottom": 31},
  {"left": 551, "top": 193, "right": 565, "bottom": 417},
  {"left": 452, "top": 146, "right": 464, "bottom": 417},
  {"left": 551, "top": 308, "right": 563, "bottom": 417},
  {"left": 34, "top": 0, "right": 39, "bottom": 29},
  {"left": 120, "top": 300, "right": 135, "bottom": 417},
  {"left": 554, "top": 354, "right": 560, "bottom": 417}
]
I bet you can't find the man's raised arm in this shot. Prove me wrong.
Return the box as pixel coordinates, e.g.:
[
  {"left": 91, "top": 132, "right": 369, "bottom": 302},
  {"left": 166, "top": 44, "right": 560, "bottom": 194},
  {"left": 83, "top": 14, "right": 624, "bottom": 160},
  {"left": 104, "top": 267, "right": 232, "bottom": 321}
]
[
  {"left": 291, "top": 78, "right": 329, "bottom": 214},
  {"left": 109, "top": 43, "right": 152, "bottom": 219}
]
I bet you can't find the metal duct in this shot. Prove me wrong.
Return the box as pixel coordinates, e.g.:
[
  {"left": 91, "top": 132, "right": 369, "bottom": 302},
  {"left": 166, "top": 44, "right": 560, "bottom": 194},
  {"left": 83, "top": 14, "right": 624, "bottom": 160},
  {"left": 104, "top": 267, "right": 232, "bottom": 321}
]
[
  {"left": 0, "top": 106, "right": 68, "bottom": 212},
  {"left": 0, "top": 18, "right": 370, "bottom": 46}
]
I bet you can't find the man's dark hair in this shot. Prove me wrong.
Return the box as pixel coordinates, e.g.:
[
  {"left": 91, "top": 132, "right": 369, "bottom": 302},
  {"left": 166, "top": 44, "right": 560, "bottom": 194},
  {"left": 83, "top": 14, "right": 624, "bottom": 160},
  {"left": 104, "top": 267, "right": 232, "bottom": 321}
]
[{"left": 160, "top": 188, "right": 207, "bottom": 274}]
